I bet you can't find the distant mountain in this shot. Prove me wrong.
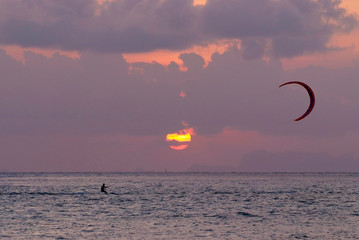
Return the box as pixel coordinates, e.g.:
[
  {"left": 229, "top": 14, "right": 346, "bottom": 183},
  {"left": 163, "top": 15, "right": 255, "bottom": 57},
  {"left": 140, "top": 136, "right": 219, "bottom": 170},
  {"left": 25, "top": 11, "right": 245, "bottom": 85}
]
[
  {"left": 238, "top": 150, "right": 359, "bottom": 172},
  {"left": 187, "top": 164, "right": 236, "bottom": 172},
  {"left": 132, "top": 168, "right": 146, "bottom": 172},
  {"left": 186, "top": 151, "right": 359, "bottom": 173}
]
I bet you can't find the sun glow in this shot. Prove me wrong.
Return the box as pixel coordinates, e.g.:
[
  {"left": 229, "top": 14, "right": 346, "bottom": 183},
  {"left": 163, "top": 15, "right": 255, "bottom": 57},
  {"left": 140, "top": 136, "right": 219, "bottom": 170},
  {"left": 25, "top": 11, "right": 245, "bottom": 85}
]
[
  {"left": 179, "top": 91, "right": 186, "bottom": 98},
  {"left": 122, "top": 41, "right": 230, "bottom": 69},
  {"left": 193, "top": 0, "right": 207, "bottom": 6},
  {"left": 0, "top": 45, "right": 80, "bottom": 64}
]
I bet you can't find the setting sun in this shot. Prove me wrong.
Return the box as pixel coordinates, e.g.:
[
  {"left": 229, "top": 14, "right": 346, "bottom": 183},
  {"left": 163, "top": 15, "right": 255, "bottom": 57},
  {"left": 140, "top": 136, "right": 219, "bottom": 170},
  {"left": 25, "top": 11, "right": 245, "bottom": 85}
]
[{"left": 166, "top": 128, "right": 193, "bottom": 150}]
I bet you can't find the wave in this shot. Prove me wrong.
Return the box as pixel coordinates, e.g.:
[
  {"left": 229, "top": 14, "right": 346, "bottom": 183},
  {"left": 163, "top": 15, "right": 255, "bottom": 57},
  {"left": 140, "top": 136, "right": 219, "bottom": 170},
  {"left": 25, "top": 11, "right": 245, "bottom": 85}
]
[
  {"left": 236, "top": 211, "right": 259, "bottom": 217},
  {"left": 2, "top": 192, "right": 87, "bottom": 196}
]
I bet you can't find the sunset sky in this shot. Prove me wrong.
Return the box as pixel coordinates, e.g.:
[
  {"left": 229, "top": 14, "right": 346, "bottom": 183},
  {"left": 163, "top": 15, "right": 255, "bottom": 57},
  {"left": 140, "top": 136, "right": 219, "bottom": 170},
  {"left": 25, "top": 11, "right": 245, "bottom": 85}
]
[{"left": 1, "top": 0, "right": 359, "bottom": 172}]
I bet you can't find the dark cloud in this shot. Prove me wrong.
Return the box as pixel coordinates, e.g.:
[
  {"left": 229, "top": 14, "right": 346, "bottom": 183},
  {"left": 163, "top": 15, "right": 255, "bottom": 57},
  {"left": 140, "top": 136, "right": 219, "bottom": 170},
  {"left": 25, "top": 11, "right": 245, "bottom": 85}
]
[
  {"left": 179, "top": 52, "right": 205, "bottom": 70},
  {"left": 0, "top": 0, "right": 356, "bottom": 58},
  {"left": 240, "top": 38, "right": 267, "bottom": 60},
  {"left": 0, "top": 0, "right": 200, "bottom": 52}
]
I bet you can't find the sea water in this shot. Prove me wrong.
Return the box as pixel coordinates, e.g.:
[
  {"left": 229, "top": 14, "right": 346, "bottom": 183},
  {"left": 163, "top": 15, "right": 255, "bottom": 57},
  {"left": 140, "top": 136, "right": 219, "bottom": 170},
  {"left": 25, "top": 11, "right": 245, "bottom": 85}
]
[{"left": 0, "top": 172, "right": 358, "bottom": 239}]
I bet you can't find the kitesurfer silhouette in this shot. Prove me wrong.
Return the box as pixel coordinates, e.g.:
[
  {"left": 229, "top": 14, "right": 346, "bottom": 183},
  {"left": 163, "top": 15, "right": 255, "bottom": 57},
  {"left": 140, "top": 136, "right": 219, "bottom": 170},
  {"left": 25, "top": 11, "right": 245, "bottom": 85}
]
[{"left": 101, "top": 183, "right": 108, "bottom": 194}]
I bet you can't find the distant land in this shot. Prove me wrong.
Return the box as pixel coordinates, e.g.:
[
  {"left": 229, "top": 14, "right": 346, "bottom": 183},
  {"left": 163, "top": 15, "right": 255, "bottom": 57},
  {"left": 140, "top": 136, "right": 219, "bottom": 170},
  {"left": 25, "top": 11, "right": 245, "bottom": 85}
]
[
  {"left": 186, "top": 150, "right": 359, "bottom": 172},
  {"left": 186, "top": 164, "right": 235, "bottom": 172}
]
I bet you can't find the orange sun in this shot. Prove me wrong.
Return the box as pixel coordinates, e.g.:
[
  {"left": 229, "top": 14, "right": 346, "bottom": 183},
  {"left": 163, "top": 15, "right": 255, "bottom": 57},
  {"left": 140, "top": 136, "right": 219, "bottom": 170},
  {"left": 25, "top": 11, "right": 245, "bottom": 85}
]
[{"left": 166, "top": 127, "right": 194, "bottom": 150}]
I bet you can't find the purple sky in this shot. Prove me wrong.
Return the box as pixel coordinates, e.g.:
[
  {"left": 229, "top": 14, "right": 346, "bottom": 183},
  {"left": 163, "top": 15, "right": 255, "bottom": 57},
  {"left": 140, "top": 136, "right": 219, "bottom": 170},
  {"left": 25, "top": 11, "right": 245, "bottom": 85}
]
[{"left": 0, "top": 0, "right": 359, "bottom": 172}]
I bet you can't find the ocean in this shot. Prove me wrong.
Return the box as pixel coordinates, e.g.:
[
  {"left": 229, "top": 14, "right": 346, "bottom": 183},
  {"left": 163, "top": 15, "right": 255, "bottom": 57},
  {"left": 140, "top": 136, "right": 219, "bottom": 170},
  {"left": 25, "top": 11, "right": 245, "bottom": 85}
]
[{"left": 0, "top": 172, "right": 358, "bottom": 239}]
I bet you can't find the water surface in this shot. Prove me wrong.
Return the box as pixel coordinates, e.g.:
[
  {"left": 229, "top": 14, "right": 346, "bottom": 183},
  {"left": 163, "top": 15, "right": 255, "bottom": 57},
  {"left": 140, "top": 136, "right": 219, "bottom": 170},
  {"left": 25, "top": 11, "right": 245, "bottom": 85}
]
[{"left": 1, "top": 173, "right": 358, "bottom": 239}]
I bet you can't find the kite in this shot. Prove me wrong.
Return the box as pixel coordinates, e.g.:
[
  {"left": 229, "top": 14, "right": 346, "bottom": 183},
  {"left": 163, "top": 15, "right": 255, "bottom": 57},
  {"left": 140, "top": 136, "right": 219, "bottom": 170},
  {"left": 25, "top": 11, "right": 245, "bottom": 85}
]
[{"left": 279, "top": 81, "right": 315, "bottom": 121}]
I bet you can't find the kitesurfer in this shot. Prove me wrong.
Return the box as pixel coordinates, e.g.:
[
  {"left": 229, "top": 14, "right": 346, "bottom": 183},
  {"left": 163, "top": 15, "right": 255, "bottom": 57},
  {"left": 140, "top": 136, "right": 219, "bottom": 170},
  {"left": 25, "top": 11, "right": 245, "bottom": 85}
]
[{"left": 101, "top": 183, "right": 108, "bottom": 194}]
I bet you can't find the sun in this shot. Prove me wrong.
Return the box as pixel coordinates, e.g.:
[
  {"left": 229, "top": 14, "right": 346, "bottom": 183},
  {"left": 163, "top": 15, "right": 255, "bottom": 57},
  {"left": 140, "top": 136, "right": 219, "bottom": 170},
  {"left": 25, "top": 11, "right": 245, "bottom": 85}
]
[{"left": 166, "top": 127, "right": 194, "bottom": 150}]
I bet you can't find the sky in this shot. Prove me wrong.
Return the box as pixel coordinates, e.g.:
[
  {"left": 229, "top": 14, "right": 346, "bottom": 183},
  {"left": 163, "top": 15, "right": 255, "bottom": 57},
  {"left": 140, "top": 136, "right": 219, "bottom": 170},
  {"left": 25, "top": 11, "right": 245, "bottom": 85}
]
[{"left": 1, "top": 0, "right": 359, "bottom": 172}]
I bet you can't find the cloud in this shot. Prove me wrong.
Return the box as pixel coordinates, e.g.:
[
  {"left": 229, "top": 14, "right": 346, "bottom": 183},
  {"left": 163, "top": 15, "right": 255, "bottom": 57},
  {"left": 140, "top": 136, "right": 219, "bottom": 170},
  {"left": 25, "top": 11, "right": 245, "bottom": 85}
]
[
  {"left": 179, "top": 52, "right": 205, "bottom": 70},
  {"left": 240, "top": 38, "right": 267, "bottom": 60},
  {"left": 0, "top": 49, "right": 185, "bottom": 136},
  {"left": 203, "top": 0, "right": 357, "bottom": 57},
  {"left": 0, "top": 0, "right": 356, "bottom": 58},
  {"left": 2, "top": 45, "right": 359, "bottom": 138},
  {"left": 0, "top": 0, "right": 200, "bottom": 53}
]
